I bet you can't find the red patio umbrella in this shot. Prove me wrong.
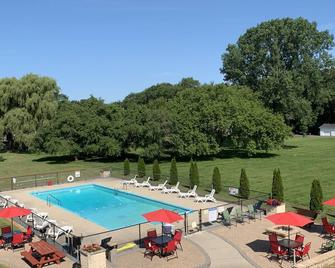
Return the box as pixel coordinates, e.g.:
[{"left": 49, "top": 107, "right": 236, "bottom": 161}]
[
  {"left": 266, "top": 212, "right": 313, "bottom": 227},
  {"left": 323, "top": 198, "right": 335, "bottom": 207},
  {"left": 0, "top": 207, "right": 31, "bottom": 236},
  {"left": 143, "top": 209, "right": 183, "bottom": 224}
]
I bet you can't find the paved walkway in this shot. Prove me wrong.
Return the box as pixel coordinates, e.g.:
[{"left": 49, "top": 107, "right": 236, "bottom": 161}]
[{"left": 188, "top": 231, "right": 255, "bottom": 268}]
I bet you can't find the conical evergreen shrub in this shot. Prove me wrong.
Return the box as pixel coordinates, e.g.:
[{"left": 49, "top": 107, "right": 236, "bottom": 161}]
[
  {"left": 310, "top": 179, "right": 323, "bottom": 211},
  {"left": 123, "top": 158, "right": 130, "bottom": 176},
  {"left": 137, "top": 157, "right": 146, "bottom": 178},
  {"left": 239, "top": 168, "right": 250, "bottom": 199},
  {"left": 271, "top": 168, "right": 284, "bottom": 202},
  {"left": 212, "top": 167, "right": 222, "bottom": 193},
  {"left": 152, "top": 159, "right": 161, "bottom": 181},
  {"left": 169, "top": 158, "right": 178, "bottom": 185}
]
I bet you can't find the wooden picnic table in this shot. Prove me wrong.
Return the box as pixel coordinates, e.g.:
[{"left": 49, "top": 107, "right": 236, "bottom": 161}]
[{"left": 20, "top": 240, "right": 65, "bottom": 268}]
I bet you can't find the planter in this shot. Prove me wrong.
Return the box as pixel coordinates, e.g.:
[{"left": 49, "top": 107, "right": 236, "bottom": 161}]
[{"left": 80, "top": 248, "right": 106, "bottom": 268}]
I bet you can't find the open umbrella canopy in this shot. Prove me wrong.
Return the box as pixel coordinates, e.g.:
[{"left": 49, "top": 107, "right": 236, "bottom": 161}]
[
  {"left": 0, "top": 207, "right": 31, "bottom": 218},
  {"left": 323, "top": 198, "right": 335, "bottom": 207},
  {"left": 143, "top": 209, "right": 183, "bottom": 224},
  {"left": 266, "top": 211, "right": 313, "bottom": 227}
]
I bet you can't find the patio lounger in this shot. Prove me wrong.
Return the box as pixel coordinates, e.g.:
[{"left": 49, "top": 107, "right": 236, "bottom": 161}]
[
  {"left": 135, "top": 177, "right": 151, "bottom": 187},
  {"left": 47, "top": 225, "right": 73, "bottom": 240},
  {"left": 178, "top": 185, "right": 198, "bottom": 198},
  {"left": 222, "top": 210, "right": 235, "bottom": 227},
  {"left": 26, "top": 208, "right": 38, "bottom": 222},
  {"left": 162, "top": 182, "right": 180, "bottom": 194},
  {"left": 121, "top": 175, "right": 138, "bottom": 186},
  {"left": 149, "top": 180, "right": 168, "bottom": 191},
  {"left": 194, "top": 189, "right": 216, "bottom": 203}
]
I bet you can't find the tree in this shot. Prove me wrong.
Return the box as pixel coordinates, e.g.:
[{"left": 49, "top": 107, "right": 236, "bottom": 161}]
[
  {"left": 310, "top": 179, "right": 323, "bottom": 211},
  {"left": 169, "top": 158, "right": 178, "bottom": 185},
  {"left": 0, "top": 74, "right": 60, "bottom": 151},
  {"left": 212, "top": 167, "right": 222, "bottom": 193},
  {"left": 152, "top": 159, "right": 161, "bottom": 181},
  {"left": 271, "top": 168, "right": 284, "bottom": 202},
  {"left": 137, "top": 157, "right": 146, "bottom": 178},
  {"left": 239, "top": 168, "right": 250, "bottom": 199},
  {"left": 123, "top": 158, "right": 130, "bottom": 176},
  {"left": 221, "top": 17, "right": 335, "bottom": 133},
  {"left": 193, "top": 162, "right": 200, "bottom": 187}
]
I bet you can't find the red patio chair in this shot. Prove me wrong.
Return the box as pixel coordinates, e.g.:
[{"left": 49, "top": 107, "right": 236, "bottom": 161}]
[
  {"left": 322, "top": 217, "right": 335, "bottom": 237},
  {"left": 295, "top": 234, "right": 304, "bottom": 248},
  {"left": 143, "top": 238, "right": 159, "bottom": 260},
  {"left": 1, "top": 226, "right": 11, "bottom": 235},
  {"left": 23, "top": 226, "right": 33, "bottom": 242},
  {"left": 147, "top": 229, "right": 157, "bottom": 239},
  {"left": 11, "top": 233, "right": 25, "bottom": 249},
  {"left": 0, "top": 239, "right": 5, "bottom": 248},
  {"left": 162, "top": 240, "right": 178, "bottom": 261},
  {"left": 295, "top": 242, "right": 311, "bottom": 261},
  {"left": 173, "top": 229, "right": 183, "bottom": 251},
  {"left": 269, "top": 241, "right": 287, "bottom": 264}
]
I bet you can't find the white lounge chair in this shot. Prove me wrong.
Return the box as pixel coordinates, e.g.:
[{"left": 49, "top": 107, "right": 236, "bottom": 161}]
[
  {"left": 178, "top": 185, "right": 198, "bottom": 198},
  {"left": 121, "top": 175, "right": 138, "bottom": 186},
  {"left": 195, "top": 189, "right": 216, "bottom": 203},
  {"left": 34, "top": 219, "right": 55, "bottom": 232},
  {"left": 47, "top": 225, "right": 73, "bottom": 240},
  {"left": 26, "top": 210, "right": 48, "bottom": 222},
  {"left": 162, "top": 182, "right": 180, "bottom": 194},
  {"left": 135, "top": 177, "right": 151, "bottom": 187},
  {"left": 149, "top": 180, "right": 168, "bottom": 191}
]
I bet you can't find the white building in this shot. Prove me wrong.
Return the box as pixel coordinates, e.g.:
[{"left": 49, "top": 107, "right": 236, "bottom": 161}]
[{"left": 319, "top": 124, "right": 335, "bottom": 136}]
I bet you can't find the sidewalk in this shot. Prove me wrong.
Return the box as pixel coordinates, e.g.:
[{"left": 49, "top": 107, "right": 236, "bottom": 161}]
[{"left": 188, "top": 231, "right": 255, "bottom": 268}]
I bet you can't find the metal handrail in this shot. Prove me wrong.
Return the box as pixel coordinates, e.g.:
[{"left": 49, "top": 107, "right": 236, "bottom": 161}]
[{"left": 47, "top": 194, "right": 62, "bottom": 207}]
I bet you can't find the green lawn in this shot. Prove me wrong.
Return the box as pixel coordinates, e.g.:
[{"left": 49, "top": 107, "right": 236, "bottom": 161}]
[{"left": 1, "top": 136, "right": 335, "bottom": 209}]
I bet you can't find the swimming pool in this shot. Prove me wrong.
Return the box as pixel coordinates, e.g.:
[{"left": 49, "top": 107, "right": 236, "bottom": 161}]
[{"left": 31, "top": 184, "right": 190, "bottom": 230}]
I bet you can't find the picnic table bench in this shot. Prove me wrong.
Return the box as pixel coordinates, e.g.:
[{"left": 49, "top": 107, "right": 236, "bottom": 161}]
[
  {"left": 20, "top": 240, "right": 65, "bottom": 268},
  {"left": 293, "top": 206, "right": 319, "bottom": 223}
]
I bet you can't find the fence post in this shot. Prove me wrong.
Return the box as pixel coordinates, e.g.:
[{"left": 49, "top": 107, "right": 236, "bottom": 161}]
[
  {"left": 56, "top": 172, "right": 59, "bottom": 184},
  {"left": 138, "top": 223, "right": 141, "bottom": 245},
  {"left": 184, "top": 212, "right": 187, "bottom": 234},
  {"left": 10, "top": 177, "right": 13, "bottom": 190},
  {"left": 240, "top": 199, "right": 243, "bottom": 211},
  {"left": 199, "top": 209, "right": 202, "bottom": 231},
  {"left": 34, "top": 175, "right": 37, "bottom": 187}
]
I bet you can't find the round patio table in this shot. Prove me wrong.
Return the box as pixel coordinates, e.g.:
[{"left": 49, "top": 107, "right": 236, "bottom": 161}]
[{"left": 279, "top": 238, "right": 302, "bottom": 249}]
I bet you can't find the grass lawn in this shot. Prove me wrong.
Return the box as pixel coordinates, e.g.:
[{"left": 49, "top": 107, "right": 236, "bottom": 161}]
[{"left": 0, "top": 136, "right": 334, "bottom": 209}]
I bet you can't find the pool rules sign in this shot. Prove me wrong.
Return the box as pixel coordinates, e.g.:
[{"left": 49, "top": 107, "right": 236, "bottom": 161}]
[{"left": 75, "top": 171, "right": 81, "bottom": 178}]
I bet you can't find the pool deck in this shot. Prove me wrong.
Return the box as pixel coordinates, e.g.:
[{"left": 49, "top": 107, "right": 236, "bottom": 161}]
[{"left": 2, "top": 177, "right": 225, "bottom": 243}]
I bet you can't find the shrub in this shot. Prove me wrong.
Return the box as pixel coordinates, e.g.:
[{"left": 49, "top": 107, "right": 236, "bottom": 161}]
[
  {"left": 152, "top": 159, "right": 161, "bottom": 181},
  {"left": 123, "top": 158, "right": 130, "bottom": 176},
  {"left": 169, "top": 158, "right": 178, "bottom": 184},
  {"left": 271, "top": 168, "right": 284, "bottom": 202},
  {"left": 212, "top": 167, "right": 222, "bottom": 193},
  {"left": 310, "top": 179, "right": 323, "bottom": 211},
  {"left": 239, "top": 168, "right": 250, "bottom": 199},
  {"left": 137, "top": 157, "right": 146, "bottom": 178}
]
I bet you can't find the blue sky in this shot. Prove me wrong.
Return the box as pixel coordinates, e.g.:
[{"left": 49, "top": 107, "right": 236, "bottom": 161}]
[{"left": 0, "top": 0, "right": 334, "bottom": 102}]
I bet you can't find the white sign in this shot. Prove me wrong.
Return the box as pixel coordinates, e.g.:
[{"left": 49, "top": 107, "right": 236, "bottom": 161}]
[
  {"left": 208, "top": 208, "right": 218, "bottom": 222},
  {"left": 229, "top": 187, "right": 239, "bottom": 196},
  {"left": 75, "top": 171, "right": 81, "bottom": 178},
  {"left": 12, "top": 177, "right": 16, "bottom": 184}
]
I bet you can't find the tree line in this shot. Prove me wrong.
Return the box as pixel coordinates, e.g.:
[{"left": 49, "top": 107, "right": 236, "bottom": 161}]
[{"left": 1, "top": 17, "right": 334, "bottom": 159}]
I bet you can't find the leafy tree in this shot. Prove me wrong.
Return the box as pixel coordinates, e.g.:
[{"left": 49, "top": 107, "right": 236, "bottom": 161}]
[
  {"left": 310, "top": 179, "right": 323, "bottom": 211},
  {"left": 152, "top": 159, "right": 161, "bottom": 181},
  {"left": 239, "top": 168, "right": 250, "bottom": 199},
  {"left": 123, "top": 158, "right": 130, "bottom": 176},
  {"left": 221, "top": 17, "right": 335, "bottom": 133},
  {"left": 212, "top": 167, "right": 222, "bottom": 193},
  {"left": 0, "top": 74, "right": 60, "bottom": 151},
  {"left": 271, "top": 168, "right": 284, "bottom": 202},
  {"left": 169, "top": 158, "right": 178, "bottom": 185},
  {"left": 137, "top": 157, "right": 146, "bottom": 178}
]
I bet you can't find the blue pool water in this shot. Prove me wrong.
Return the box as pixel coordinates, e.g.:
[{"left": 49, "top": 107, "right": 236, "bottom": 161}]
[{"left": 31, "top": 184, "right": 190, "bottom": 230}]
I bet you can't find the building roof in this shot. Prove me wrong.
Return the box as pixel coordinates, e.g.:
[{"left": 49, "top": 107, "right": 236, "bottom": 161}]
[{"left": 319, "top": 123, "right": 335, "bottom": 129}]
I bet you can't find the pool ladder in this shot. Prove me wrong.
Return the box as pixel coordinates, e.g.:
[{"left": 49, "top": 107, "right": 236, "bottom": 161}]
[{"left": 46, "top": 194, "right": 62, "bottom": 207}]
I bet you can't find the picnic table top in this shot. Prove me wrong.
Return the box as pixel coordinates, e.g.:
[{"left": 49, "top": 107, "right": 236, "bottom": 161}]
[{"left": 30, "top": 240, "right": 57, "bottom": 256}]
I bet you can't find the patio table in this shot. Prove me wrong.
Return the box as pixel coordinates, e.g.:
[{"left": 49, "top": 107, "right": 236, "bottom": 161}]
[
  {"left": 279, "top": 238, "right": 303, "bottom": 263},
  {"left": 151, "top": 235, "right": 172, "bottom": 256}
]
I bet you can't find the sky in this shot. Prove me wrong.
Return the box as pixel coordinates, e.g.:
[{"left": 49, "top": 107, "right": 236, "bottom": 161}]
[{"left": 0, "top": 0, "right": 334, "bottom": 102}]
